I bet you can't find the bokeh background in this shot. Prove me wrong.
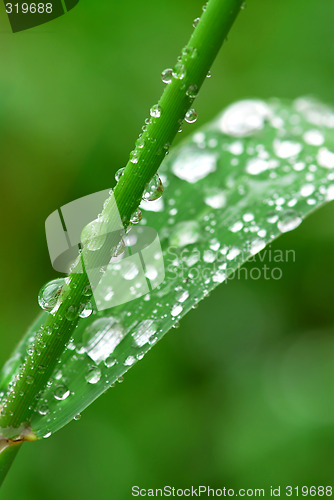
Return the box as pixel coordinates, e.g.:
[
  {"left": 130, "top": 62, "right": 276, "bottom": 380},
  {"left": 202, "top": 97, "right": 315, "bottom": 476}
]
[{"left": 0, "top": 0, "right": 334, "bottom": 498}]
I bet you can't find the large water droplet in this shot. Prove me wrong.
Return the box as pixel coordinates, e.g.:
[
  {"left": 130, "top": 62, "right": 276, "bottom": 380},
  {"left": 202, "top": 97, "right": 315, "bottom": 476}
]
[
  {"left": 81, "top": 217, "right": 108, "bottom": 251},
  {"left": 83, "top": 317, "right": 125, "bottom": 364},
  {"left": 54, "top": 384, "right": 70, "bottom": 401},
  {"left": 172, "top": 62, "right": 186, "bottom": 80},
  {"left": 218, "top": 100, "right": 271, "bottom": 137},
  {"left": 273, "top": 139, "right": 302, "bottom": 159},
  {"left": 172, "top": 149, "right": 216, "bottom": 183},
  {"left": 38, "top": 278, "right": 65, "bottom": 312},
  {"left": 169, "top": 221, "right": 200, "bottom": 247},
  {"left": 142, "top": 174, "right": 163, "bottom": 201},
  {"left": 85, "top": 366, "right": 101, "bottom": 384},
  {"left": 161, "top": 68, "right": 173, "bottom": 84},
  {"left": 317, "top": 148, "right": 334, "bottom": 169},
  {"left": 185, "top": 108, "right": 198, "bottom": 124},
  {"left": 150, "top": 104, "right": 162, "bottom": 118},
  {"left": 277, "top": 209, "right": 302, "bottom": 233},
  {"left": 132, "top": 319, "right": 158, "bottom": 347}
]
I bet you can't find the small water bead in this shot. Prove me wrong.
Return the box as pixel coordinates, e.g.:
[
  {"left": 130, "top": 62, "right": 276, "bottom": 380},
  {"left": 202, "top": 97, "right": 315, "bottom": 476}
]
[
  {"left": 250, "top": 239, "right": 266, "bottom": 255},
  {"left": 124, "top": 355, "right": 136, "bottom": 366},
  {"left": 172, "top": 62, "right": 186, "bottom": 80},
  {"left": 54, "top": 384, "right": 70, "bottom": 401},
  {"left": 326, "top": 185, "right": 334, "bottom": 201},
  {"left": 177, "top": 290, "right": 189, "bottom": 303},
  {"left": 192, "top": 17, "right": 200, "bottom": 28},
  {"left": 130, "top": 150, "right": 139, "bottom": 164},
  {"left": 66, "top": 305, "right": 80, "bottom": 321},
  {"left": 169, "top": 220, "right": 200, "bottom": 247},
  {"left": 79, "top": 302, "right": 93, "bottom": 319},
  {"left": 203, "top": 250, "right": 216, "bottom": 263},
  {"left": 81, "top": 217, "right": 108, "bottom": 251},
  {"left": 218, "top": 99, "right": 271, "bottom": 137},
  {"left": 150, "top": 104, "right": 162, "bottom": 118},
  {"left": 300, "top": 184, "right": 315, "bottom": 197},
  {"left": 74, "top": 414, "right": 82, "bottom": 421},
  {"left": 130, "top": 208, "right": 142, "bottom": 224},
  {"left": 115, "top": 167, "right": 125, "bottom": 182},
  {"left": 317, "top": 148, "right": 334, "bottom": 169},
  {"left": 186, "top": 84, "right": 198, "bottom": 99},
  {"left": 38, "top": 404, "right": 49, "bottom": 416},
  {"left": 229, "top": 221, "right": 243, "bottom": 233},
  {"left": 303, "top": 129, "right": 324, "bottom": 146},
  {"left": 277, "top": 209, "right": 302, "bottom": 233},
  {"left": 104, "top": 355, "right": 117, "bottom": 368},
  {"left": 142, "top": 174, "right": 163, "bottom": 201},
  {"left": 172, "top": 150, "right": 217, "bottom": 183},
  {"left": 86, "top": 366, "right": 101, "bottom": 384},
  {"left": 226, "top": 247, "right": 241, "bottom": 261},
  {"left": 206, "top": 71, "right": 212, "bottom": 78},
  {"left": 185, "top": 108, "right": 198, "bottom": 124},
  {"left": 38, "top": 278, "right": 65, "bottom": 312},
  {"left": 43, "top": 432, "right": 52, "bottom": 439},
  {"left": 273, "top": 139, "right": 302, "bottom": 159},
  {"left": 171, "top": 304, "right": 183, "bottom": 317},
  {"left": 161, "top": 68, "right": 173, "bottom": 84},
  {"left": 204, "top": 187, "right": 226, "bottom": 209},
  {"left": 82, "top": 284, "right": 93, "bottom": 297},
  {"left": 83, "top": 317, "right": 125, "bottom": 364}
]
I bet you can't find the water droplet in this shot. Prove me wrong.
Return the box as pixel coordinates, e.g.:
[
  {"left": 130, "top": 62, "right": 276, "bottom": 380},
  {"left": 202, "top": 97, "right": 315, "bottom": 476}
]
[
  {"left": 204, "top": 187, "right": 226, "bottom": 209},
  {"left": 81, "top": 216, "right": 108, "bottom": 251},
  {"left": 79, "top": 302, "right": 93, "bottom": 319},
  {"left": 150, "top": 104, "right": 162, "bottom": 118},
  {"left": 130, "top": 208, "right": 142, "bottom": 224},
  {"left": 172, "top": 62, "right": 186, "bottom": 80},
  {"left": 218, "top": 100, "right": 271, "bottom": 137},
  {"left": 86, "top": 366, "right": 101, "bottom": 384},
  {"left": 171, "top": 304, "right": 183, "bottom": 317},
  {"left": 172, "top": 149, "right": 216, "bottom": 183},
  {"left": 104, "top": 355, "right": 117, "bottom": 368},
  {"left": 277, "top": 209, "right": 302, "bottom": 233},
  {"left": 169, "top": 221, "right": 200, "bottom": 247},
  {"left": 83, "top": 317, "right": 125, "bottom": 364},
  {"left": 326, "top": 185, "right": 334, "bottom": 201},
  {"left": 229, "top": 221, "right": 243, "bottom": 233},
  {"left": 186, "top": 84, "right": 198, "bottom": 98},
  {"left": 43, "top": 432, "right": 52, "bottom": 439},
  {"left": 38, "top": 404, "right": 49, "bottom": 416},
  {"left": 66, "top": 305, "right": 79, "bottom": 321},
  {"left": 74, "top": 414, "right": 82, "bottom": 421},
  {"left": 246, "top": 158, "right": 270, "bottom": 175},
  {"left": 38, "top": 278, "right": 65, "bottom": 312},
  {"left": 206, "top": 71, "right": 212, "bottom": 78},
  {"left": 300, "top": 184, "right": 315, "bottom": 197},
  {"left": 273, "top": 139, "right": 302, "bottom": 159},
  {"left": 132, "top": 319, "right": 157, "bottom": 347},
  {"left": 317, "top": 148, "right": 334, "bottom": 169},
  {"left": 124, "top": 355, "right": 136, "bottom": 366},
  {"left": 250, "top": 239, "right": 266, "bottom": 255},
  {"left": 161, "top": 68, "right": 173, "bottom": 84},
  {"left": 185, "top": 108, "right": 198, "bottom": 124},
  {"left": 115, "top": 167, "right": 125, "bottom": 182},
  {"left": 192, "top": 17, "right": 200, "bottom": 27},
  {"left": 54, "top": 384, "right": 70, "bottom": 401},
  {"left": 142, "top": 174, "right": 163, "bottom": 201},
  {"left": 303, "top": 129, "right": 324, "bottom": 146}
]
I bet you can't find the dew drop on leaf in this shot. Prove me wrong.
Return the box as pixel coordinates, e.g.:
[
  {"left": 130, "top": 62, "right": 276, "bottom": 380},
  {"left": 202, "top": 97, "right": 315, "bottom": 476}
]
[{"left": 38, "top": 278, "right": 65, "bottom": 312}]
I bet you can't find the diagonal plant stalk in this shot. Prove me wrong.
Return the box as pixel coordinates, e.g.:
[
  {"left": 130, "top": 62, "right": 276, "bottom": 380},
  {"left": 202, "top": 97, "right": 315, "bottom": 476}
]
[{"left": 0, "top": 0, "right": 243, "bottom": 486}]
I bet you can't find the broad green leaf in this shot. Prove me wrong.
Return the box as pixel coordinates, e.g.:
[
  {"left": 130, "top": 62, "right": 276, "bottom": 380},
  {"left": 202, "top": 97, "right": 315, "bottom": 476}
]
[{"left": 1, "top": 97, "right": 334, "bottom": 438}]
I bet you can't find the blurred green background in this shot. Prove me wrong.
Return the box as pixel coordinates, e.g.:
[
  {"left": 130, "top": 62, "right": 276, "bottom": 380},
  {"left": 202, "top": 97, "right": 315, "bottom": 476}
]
[{"left": 0, "top": 0, "right": 334, "bottom": 498}]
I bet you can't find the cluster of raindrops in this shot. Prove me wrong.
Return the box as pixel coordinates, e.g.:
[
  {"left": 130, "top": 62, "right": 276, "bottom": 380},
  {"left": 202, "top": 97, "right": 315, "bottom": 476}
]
[{"left": 10, "top": 96, "right": 333, "bottom": 442}]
